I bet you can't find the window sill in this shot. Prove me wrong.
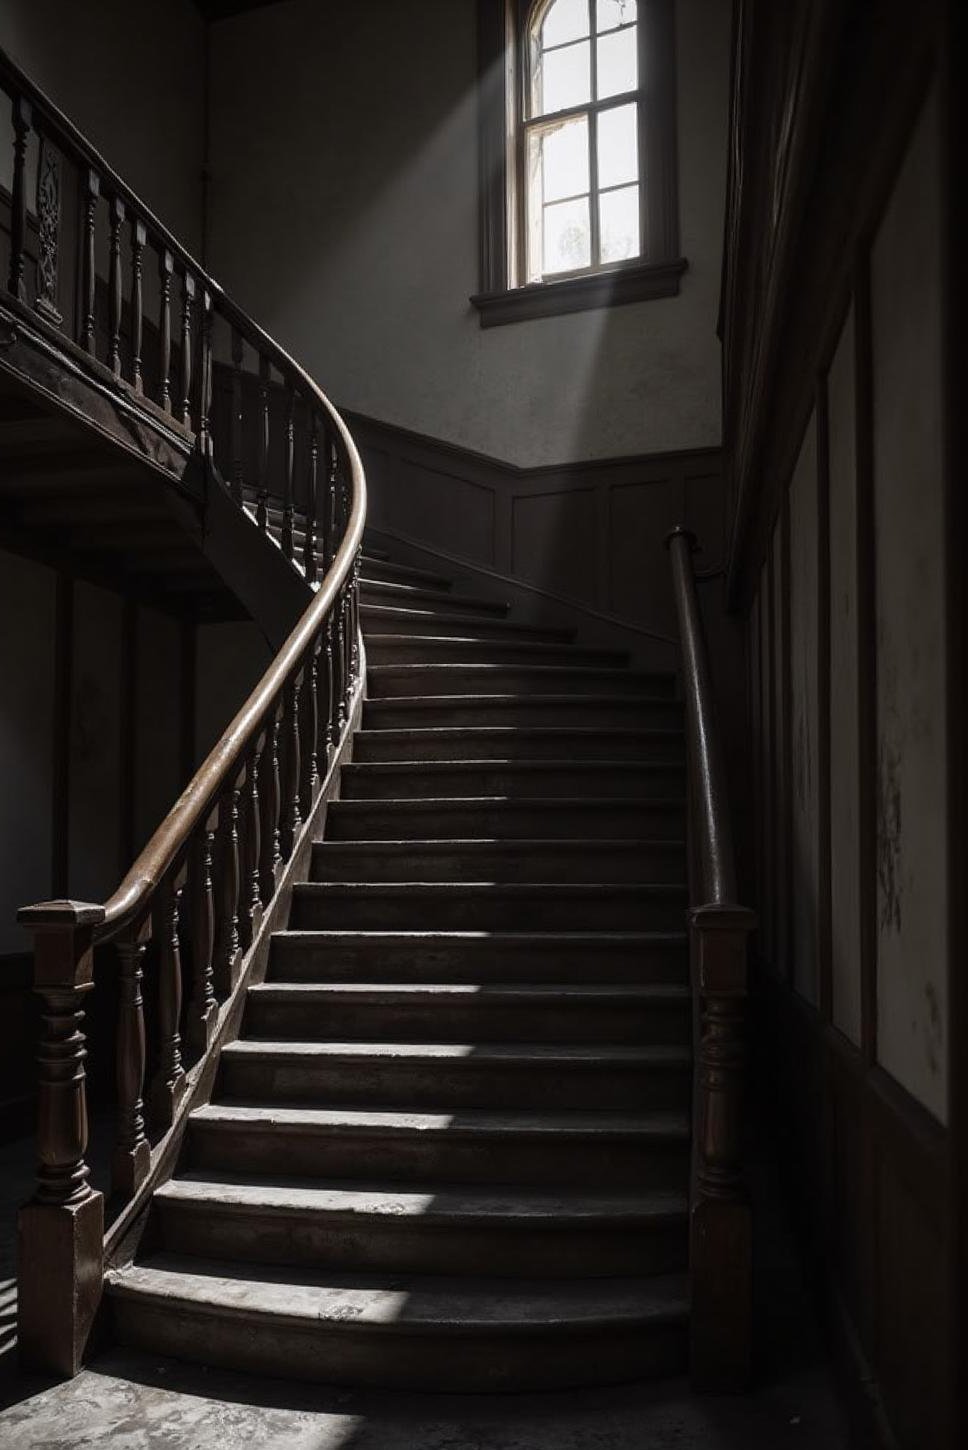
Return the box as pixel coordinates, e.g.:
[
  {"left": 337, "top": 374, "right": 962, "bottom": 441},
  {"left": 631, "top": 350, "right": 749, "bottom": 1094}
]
[{"left": 470, "top": 257, "right": 688, "bottom": 328}]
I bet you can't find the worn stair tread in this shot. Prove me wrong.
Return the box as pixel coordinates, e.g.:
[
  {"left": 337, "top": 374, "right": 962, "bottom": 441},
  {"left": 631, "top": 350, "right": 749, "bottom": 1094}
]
[
  {"left": 360, "top": 606, "right": 574, "bottom": 640},
  {"left": 365, "top": 634, "right": 628, "bottom": 662},
  {"left": 192, "top": 1101, "right": 691, "bottom": 1138},
  {"left": 367, "top": 664, "right": 671, "bottom": 687},
  {"left": 355, "top": 726, "right": 684, "bottom": 743},
  {"left": 341, "top": 758, "right": 683, "bottom": 775},
  {"left": 313, "top": 837, "right": 686, "bottom": 853},
  {"left": 221, "top": 1039, "right": 691, "bottom": 1065},
  {"left": 273, "top": 928, "right": 687, "bottom": 946},
  {"left": 359, "top": 580, "right": 510, "bottom": 614},
  {"left": 363, "top": 692, "right": 680, "bottom": 712},
  {"left": 249, "top": 981, "right": 690, "bottom": 1003},
  {"left": 292, "top": 881, "right": 687, "bottom": 901},
  {"left": 330, "top": 795, "right": 684, "bottom": 809},
  {"left": 108, "top": 1256, "right": 690, "bottom": 1331},
  {"left": 155, "top": 1174, "right": 688, "bottom": 1223}
]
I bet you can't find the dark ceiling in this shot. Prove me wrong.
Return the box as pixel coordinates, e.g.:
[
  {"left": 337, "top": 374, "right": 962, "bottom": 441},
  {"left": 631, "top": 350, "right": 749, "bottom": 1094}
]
[{"left": 193, "top": 0, "right": 289, "bottom": 21}]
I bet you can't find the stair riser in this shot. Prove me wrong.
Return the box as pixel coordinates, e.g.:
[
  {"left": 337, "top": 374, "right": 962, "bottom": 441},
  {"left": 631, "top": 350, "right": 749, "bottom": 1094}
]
[
  {"left": 327, "top": 803, "right": 685, "bottom": 840},
  {"left": 154, "top": 1201, "right": 688, "bottom": 1278},
  {"left": 269, "top": 938, "right": 688, "bottom": 985},
  {"left": 361, "top": 613, "right": 571, "bottom": 643},
  {"left": 367, "top": 669, "right": 674, "bottom": 699},
  {"left": 310, "top": 843, "right": 686, "bottom": 883},
  {"left": 244, "top": 997, "right": 691, "bottom": 1045},
  {"left": 365, "top": 639, "right": 626, "bottom": 667},
  {"left": 109, "top": 1294, "right": 688, "bottom": 1391},
  {"left": 363, "top": 700, "right": 680, "bottom": 728},
  {"left": 360, "top": 582, "right": 508, "bottom": 615},
  {"left": 187, "top": 1120, "right": 691, "bottom": 1189},
  {"left": 361, "top": 563, "right": 453, "bottom": 590},
  {"left": 290, "top": 891, "right": 687, "bottom": 931},
  {"left": 218, "top": 1056, "right": 692, "bottom": 1111},
  {"left": 339, "top": 765, "right": 683, "bottom": 801},
  {"left": 353, "top": 731, "right": 684, "bottom": 762}
]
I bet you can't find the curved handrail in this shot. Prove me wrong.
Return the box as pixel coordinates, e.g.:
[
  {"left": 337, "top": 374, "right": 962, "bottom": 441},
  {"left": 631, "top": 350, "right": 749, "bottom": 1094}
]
[
  {"left": 100, "top": 407, "right": 364, "bottom": 940},
  {"left": 665, "top": 527, "right": 737, "bottom": 906}
]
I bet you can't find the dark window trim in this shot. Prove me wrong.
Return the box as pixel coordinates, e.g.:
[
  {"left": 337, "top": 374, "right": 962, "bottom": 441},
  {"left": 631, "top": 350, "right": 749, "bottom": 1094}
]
[{"left": 475, "top": 0, "right": 683, "bottom": 325}]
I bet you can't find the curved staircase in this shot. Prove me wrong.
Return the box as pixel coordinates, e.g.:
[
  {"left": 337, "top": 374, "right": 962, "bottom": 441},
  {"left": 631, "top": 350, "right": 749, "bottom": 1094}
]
[{"left": 103, "top": 542, "right": 694, "bottom": 1391}]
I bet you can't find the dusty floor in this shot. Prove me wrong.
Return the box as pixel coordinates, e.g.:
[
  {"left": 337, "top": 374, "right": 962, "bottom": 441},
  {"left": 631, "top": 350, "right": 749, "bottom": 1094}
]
[{"left": 0, "top": 1133, "right": 856, "bottom": 1450}]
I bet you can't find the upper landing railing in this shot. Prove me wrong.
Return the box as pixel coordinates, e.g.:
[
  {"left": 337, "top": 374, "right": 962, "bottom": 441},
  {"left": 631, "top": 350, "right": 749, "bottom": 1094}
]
[{"left": 1, "top": 49, "right": 368, "bottom": 1377}]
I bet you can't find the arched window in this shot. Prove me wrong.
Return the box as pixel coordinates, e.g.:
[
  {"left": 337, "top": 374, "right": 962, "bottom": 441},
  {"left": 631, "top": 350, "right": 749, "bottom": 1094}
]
[{"left": 474, "top": 0, "right": 683, "bottom": 325}]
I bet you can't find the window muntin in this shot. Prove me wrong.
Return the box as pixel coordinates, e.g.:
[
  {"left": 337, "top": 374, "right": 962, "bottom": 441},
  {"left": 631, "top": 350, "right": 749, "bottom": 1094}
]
[{"left": 525, "top": 0, "right": 642, "bottom": 282}]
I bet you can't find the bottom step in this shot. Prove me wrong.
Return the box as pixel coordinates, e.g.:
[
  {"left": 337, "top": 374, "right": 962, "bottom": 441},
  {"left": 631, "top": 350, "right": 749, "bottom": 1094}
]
[{"left": 107, "top": 1257, "right": 689, "bottom": 1391}]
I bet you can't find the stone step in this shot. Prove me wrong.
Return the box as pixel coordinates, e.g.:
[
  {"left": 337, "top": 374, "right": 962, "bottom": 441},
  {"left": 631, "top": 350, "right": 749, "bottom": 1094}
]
[
  {"left": 366, "top": 664, "right": 675, "bottom": 699},
  {"left": 106, "top": 1256, "right": 689, "bottom": 1391},
  {"left": 364, "top": 635, "right": 629, "bottom": 668},
  {"left": 245, "top": 981, "right": 692, "bottom": 1045},
  {"left": 151, "top": 1174, "right": 688, "bottom": 1278},
  {"left": 362, "top": 694, "right": 681, "bottom": 729},
  {"left": 360, "top": 578, "right": 509, "bottom": 615},
  {"left": 352, "top": 725, "right": 685, "bottom": 762},
  {"left": 360, "top": 605, "right": 574, "bottom": 643},
  {"left": 268, "top": 929, "right": 688, "bottom": 986},
  {"left": 338, "top": 759, "right": 684, "bottom": 801},
  {"left": 325, "top": 796, "right": 685, "bottom": 840},
  {"left": 186, "top": 1102, "right": 692, "bottom": 1187},
  {"left": 310, "top": 838, "right": 686, "bottom": 882},
  {"left": 289, "top": 881, "right": 688, "bottom": 932},
  {"left": 216, "top": 1039, "right": 692, "bottom": 1111}
]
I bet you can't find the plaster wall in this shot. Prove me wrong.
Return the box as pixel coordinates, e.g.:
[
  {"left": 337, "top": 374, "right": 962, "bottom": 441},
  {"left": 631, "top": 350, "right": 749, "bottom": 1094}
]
[{"left": 207, "top": 0, "right": 730, "bottom": 467}]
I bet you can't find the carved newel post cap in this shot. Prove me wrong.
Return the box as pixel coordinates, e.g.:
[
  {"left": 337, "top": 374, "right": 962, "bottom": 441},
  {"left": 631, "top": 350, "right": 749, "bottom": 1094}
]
[{"left": 17, "top": 899, "right": 106, "bottom": 930}]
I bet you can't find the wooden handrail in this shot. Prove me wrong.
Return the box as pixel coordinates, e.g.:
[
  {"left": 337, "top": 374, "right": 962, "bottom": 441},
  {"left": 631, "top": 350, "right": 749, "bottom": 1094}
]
[
  {"left": 665, "top": 527, "right": 755, "bottom": 1392},
  {"left": 666, "top": 528, "right": 737, "bottom": 904},
  {"left": 5, "top": 46, "right": 368, "bottom": 1378}
]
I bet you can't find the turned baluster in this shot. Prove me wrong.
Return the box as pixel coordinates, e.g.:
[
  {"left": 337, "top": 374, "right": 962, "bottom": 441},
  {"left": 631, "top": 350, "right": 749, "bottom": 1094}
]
[
  {"left": 180, "top": 272, "right": 196, "bottom": 428},
  {"left": 149, "top": 875, "right": 187, "bottom": 1134},
  {"left": 230, "top": 328, "right": 245, "bottom": 504},
  {"left": 186, "top": 821, "right": 217, "bottom": 1056},
  {"left": 303, "top": 415, "right": 319, "bottom": 583},
  {"left": 257, "top": 354, "right": 271, "bottom": 530},
  {"left": 323, "top": 431, "right": 336, "bottom": 567},
  {"left": 213, "top": 780, "right": 241, "bottom": 996},
  {"left": 320, "top": 615, "right": 335, "bottom": 770},
  {"left": 281, "top": 381, "right": 296, "bottom": 560},
  {"left": 7, "top": 96, "right": 31, "bottom": 301},
  {"left": 239, "top": 740, "right": 263, "bottom": 950},
  {"left": 107, "top": 196, "right": 125, "bottom": 378},
  {"left": 259, "top": 702, "right": 283, "bottom": 901},
  {"left": 279, "top": 676, "right": 302, "bottom": 857},
  {"left": 159, "top": 249, "right": 173, "bottom": 411},
  {"left": 130, "top": 220, "right": 146, "bottom": 393},
  {"left": 350, "top": 549, "right": 361, "bottom": 684},
  {"left": 16, "top": 901, "right": 105, "bottom": 1375},
  {"left": 332, "top": 593, "right": 346, "bottom": 740},
  {"left": 198, "top": 288, "right": 214, "bottom": 462},
  {"left": 337, "top": 582, "right": 350, "bottom": 734},
  {"left": 300, "top": 641, "right": 320, "bottom": 818},
  {"left": 81, "top": 169, "right": 101, "bottom": 355},
  {"left": 112, "top": 919, "right": 151, "bottom": 1199},
  {"left": 34, "top": 133, "right": 63, "bottom": 325}
]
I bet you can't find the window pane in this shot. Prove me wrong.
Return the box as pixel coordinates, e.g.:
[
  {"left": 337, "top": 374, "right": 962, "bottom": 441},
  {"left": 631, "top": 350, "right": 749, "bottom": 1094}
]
[
  {"left": 596, "top": 25, "right": 637, "bottom": 98},
  {"left": 599, "top": 183, "right": 640, "bottom": 262},
  {"left": 542, "top": 0, "right": 590, "bottom": 48},
  {"left": 531, "top": 115, "right": 590, "bottom": 203},
  {"left": 597, "top": 102, "right": 638, "bottom": 187},
  {"left": 596, "top": 0, "right": 637, "bottom": 32},
  {"left": 544, "top": 195, "right": 591, "bottom": 273},
  {"left": 535, "top": 39, "right": 591, "bottom": 113}
]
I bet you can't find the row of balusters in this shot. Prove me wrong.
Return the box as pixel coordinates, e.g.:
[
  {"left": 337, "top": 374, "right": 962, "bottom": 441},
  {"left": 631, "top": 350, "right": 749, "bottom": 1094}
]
[
  {"left": 7, "top": 90, "right": 341, "bottom": 574},
  {"left": 107, "top": 560, "right": 361, "bottom": 1205}
]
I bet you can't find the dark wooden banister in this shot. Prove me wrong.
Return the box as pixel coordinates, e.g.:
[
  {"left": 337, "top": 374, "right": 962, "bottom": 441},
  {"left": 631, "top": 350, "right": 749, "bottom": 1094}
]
[
  {"left": 3, "top": 45, "right": 368, "bottom": 1379},
  {"left": 666, "top": 527, "right": 755, "bottom": 1391}
]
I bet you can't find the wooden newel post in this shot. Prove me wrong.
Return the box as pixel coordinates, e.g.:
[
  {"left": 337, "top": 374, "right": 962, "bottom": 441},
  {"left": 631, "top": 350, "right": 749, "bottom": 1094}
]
[
  {"left": 689, "top": 906, "right": 755, "bottom": 1389},
  {"left": 16, "top": 900, "right": 106, "bottom": 1376}
]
